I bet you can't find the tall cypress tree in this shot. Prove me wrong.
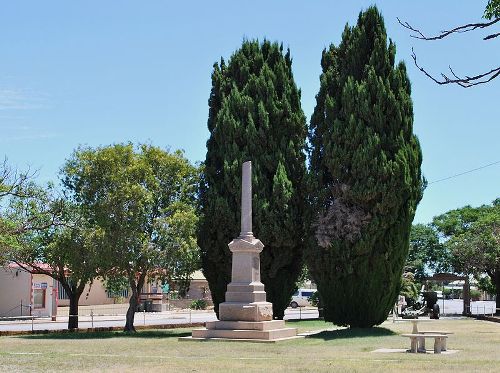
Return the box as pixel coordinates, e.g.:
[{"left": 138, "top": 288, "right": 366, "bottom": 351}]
[
  {"left": 307, "top": 7, "right": 424, "bottom": 327},
  {"left": 199, "top": 40, "right": 307, "bottom": 319}
]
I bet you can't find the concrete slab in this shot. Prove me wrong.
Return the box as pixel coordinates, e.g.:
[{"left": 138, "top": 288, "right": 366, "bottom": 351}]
[
  {"left": 192, "top": 326, "right": 297, "bottom": 340},
  {"left": 371, "top": 348, "right": 459, "bottom": 354},
  {"left": 205, "top": 320, "right": 285, "bottom": 331},
  {"left": 179, "top": 335, "right": 304, "bottom": 343}
]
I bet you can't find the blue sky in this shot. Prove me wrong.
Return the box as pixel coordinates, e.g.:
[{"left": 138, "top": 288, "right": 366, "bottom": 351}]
[{"left": 0, "top": 0, "right": 498, "bottom": 224}]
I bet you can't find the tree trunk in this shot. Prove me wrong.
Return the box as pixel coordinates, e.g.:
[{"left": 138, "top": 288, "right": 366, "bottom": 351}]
[
  {"left": 463, "top": 277, "right": 471, "bottom": 315},
  {"left": 124, "top": 272, "right": 146, "bottom": 332},
  {"left": 494, "top": 270, "right": 500, "bottom": 316},
  {"left": 124, "top": 291, "right": 138, "bottom": 332},
  {"left": 68, "top": 293, "right": 80, "bottom": 329}
]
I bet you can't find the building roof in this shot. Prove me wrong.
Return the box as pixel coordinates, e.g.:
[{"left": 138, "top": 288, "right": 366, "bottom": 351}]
[
  {"left": 5, "top": 262, "right": 65, "bottom": 274},
  {"left": 426, "top": 273, "right": 467, "bottom": 281},
  {"left": 190, "top": 270, "right": 206, "bottom": 281}
]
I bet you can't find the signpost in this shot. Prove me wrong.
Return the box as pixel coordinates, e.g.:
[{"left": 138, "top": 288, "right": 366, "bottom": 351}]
[{"left": 162, "top": 283, "right": 170, "bottom": 311}]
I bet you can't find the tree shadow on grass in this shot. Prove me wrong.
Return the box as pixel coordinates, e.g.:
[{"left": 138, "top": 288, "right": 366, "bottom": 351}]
[
  {"left": 18, "top": 329, "right": 191, "bottom": 340},
  {"left": 285, "top": 319, "right": 330, "bottom": 327},
  {"left": 307, "top": 327, "right": 396, "bottom": 341}
]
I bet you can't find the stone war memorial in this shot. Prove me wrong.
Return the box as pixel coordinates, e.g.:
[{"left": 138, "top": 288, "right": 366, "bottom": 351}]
[{"left": 190, "top": 161, "right": 298, "bottom": 342}]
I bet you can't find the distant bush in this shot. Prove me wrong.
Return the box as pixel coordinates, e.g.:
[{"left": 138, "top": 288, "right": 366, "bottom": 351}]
[
  {"left": 443, "top": 288, "right": 452, "bottom": 299},
  {"left": 470, "top": 289, "right": 482, "bottom": 300},
  {"left": 308, "top": 291, "right": 320, "bottom": 307},
  {"left": 189, "top": 299, "right": 208, "bottom": 310}
]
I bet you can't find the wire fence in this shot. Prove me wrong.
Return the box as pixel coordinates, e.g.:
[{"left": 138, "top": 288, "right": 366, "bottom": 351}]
[
  {"left": 0, "top": 302, "right": 33, "bottom": 319},
  {"left": 0, "top": 295, "right": 211, "bottom": 325},
  {"left": 56, "top": 300, "right": 209, "bottom": 317},
  {"left": 0, "top": 308, "right": 207, "bottom": 333},
  {"left": 2, "top": 302, "right": 496, "bottom": 334},
  {"left": 57, "top": 304, "right": 130, "bottom": 317},
  {"left": 465, "top": 305, "right": 499, "bottom": 316}
]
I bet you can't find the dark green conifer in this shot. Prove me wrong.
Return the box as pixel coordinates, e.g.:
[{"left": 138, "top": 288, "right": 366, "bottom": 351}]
[
  {"left": 199, "top": 40, "right": 307, "bottom": 319},
  {"left": 307, "top": 7, "right": 424, "bottom": 327}
]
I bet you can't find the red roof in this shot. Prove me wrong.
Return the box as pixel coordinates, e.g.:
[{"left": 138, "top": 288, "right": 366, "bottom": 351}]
[{"left": 6, "top": 262, "right": 68, "bottom": 274}]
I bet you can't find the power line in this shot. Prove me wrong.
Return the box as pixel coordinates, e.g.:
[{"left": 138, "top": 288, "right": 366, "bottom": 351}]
[{"left": 428, "top": 160, "right": 500, "bottom": 185}]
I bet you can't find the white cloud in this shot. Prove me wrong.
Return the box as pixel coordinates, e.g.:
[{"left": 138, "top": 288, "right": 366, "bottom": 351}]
[
  {"left": 0, "top": 86, "right": 57, "bottom": 142},
  {"left": 0, "top": 88, "right": 49, "bottom": 110},
  {"left": 0, "top": 133, "right": 59, "bottom": 142}
]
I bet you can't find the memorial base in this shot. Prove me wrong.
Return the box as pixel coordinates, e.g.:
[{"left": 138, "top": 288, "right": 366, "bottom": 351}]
[
  {"left": 190, "top": 320, "right": 298, "bottom": 342},
  {"left": 219, "top": 301, "right": 273, "bottom": 322}
]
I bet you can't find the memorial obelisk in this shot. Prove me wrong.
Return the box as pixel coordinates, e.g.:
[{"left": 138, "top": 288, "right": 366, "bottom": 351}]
[{"left": 191, "top": 161, "right": 298, "bottom": 341}]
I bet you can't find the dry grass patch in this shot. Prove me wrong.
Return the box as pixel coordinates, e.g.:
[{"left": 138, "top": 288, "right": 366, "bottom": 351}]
[{"left": 0, "top": 318, "right": 498, "bottom": 372}]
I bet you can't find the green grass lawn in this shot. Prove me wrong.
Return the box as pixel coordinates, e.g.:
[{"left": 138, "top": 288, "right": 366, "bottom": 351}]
[{"left": 0, "top": 318, "right": 499, "bottom": 372}]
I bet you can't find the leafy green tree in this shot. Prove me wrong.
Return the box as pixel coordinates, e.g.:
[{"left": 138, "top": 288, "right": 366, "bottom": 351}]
[
  {"left": 435, "top": 199, "right": 499, "bottom": 313},
  {"left": 407, "top": 223, "right": 451, "bottom": 281},
  {"left": 62, "top": 144, "right": 199, "bottom": 331},
  {"left": 198, "top": 40, "right": 308, "bottom": 319},
  {"left": 6, "top": 185, "right": 102, "bottom": 329},
  {"left": 400, "top": 272, "right": 420, "bottom": 306},
  {"left": 476, "top": 276, "right": 495, "bottom": 296},
  {"left": 1, "top": 160, "right": 102, "bottom": 329},
  {"left": 433, "top": 202, "right": 492, "bottom": 237},
  {"left": 0, "top": 219, "right": 15, "bottom": 264},
  {"left": 0, "top": 159, "right": 39, "bottom": 264},
  {"left": 484, "top": 0, "right": 500, "bottom": 19},
  {"left": 104, "top": 276, "right": 130, "bottom": 302},
  {"left": 163, "top": 206, "right": 200, "bottom": 297},
  {"left": 307, "top": 6, "right": 424, "bottom": 327}
]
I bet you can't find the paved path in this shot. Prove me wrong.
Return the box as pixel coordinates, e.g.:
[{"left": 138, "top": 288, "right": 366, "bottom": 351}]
[
  {"left": 0, "top": 307, "right": 320, "bottom": 332},
  {"left": 284, "top": 307, "right": 319, "bottom": 320},
  {"left": 0, "top": 311, "right": 217, "bottom": 332}
]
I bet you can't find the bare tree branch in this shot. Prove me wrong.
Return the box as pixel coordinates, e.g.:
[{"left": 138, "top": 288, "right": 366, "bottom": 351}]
[
  {"left": 13, "top": 214, "right": 64, "bottom": 235},
  {"left": 411, "top": 48, "right": 500, "bottom": 87},
  {"left": 484, "top": 31, "right": 500, "bottom": 40},
  {"left": 397, "top": 17, "right": 500, "bottom": 41},
  {"left": 0, "top": 158, "right": 39, "bottom": 199}
]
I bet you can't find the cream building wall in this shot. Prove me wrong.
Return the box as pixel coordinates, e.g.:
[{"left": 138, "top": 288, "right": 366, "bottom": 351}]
[
  {"left": 31, "top": 273, "right": 57, "bottom": 318},
  {"left": 57, "top": 278, "right": 129, "bottom": 307},
  {"left": 0, "top": 266, "right": 31, "bottom": 317},
  {"left": 185, "top": 271, "right": 211, "bottom": 300},
  {"left": 2, "top": 266, "right": 211, "bottom": 316},
  {"left": 0, "top": 266, "right": 56, "bottom": 318}
]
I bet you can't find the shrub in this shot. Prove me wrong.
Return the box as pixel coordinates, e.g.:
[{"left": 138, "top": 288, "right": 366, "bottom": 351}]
[
  {"left": 189, "top": 299, "right": 208, "bottom": 310},
  {"left": 308, "top": 291, "right": 320, "bottom": 307},
  {"left": 470, "top": 289, "right": 482, "bottom": 300}
]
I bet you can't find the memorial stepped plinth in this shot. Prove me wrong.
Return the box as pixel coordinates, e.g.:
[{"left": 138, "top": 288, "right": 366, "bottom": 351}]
[{"left": 191, "top": 320, "right": 298, "bottom": 341}]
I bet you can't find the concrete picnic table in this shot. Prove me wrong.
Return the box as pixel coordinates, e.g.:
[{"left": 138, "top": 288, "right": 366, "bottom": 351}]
[
  {"left": 405, "top": 318, "right": 434, "bottom": 333},
  {"left": 399, "top": 318, "right": 453, "bottom": 353},
  {"left": 401, "top": 333, "right": 448, "bottom": 354}
]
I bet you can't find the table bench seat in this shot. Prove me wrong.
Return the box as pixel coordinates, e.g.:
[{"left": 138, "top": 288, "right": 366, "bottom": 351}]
[
  {"left": 418, "top": 331, "right": 453, "bottom": 350},
  {"left": 401, "top": 333, "right": 448, "bottom": 353}
]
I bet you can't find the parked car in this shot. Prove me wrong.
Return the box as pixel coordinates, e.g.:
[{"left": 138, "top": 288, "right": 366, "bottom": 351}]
[{"left": 290, "top": 289, "right": 317, "bottom": 308}]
